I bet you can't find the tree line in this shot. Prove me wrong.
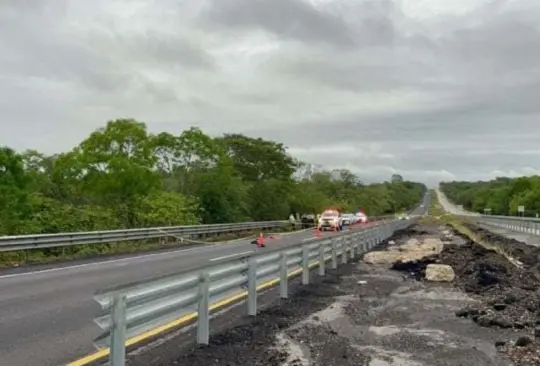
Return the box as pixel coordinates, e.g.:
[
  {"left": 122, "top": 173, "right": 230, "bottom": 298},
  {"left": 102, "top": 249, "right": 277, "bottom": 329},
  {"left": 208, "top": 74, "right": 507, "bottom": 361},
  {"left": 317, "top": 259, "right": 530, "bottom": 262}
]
[
  {"left": 440, "top": 175, "right": 540, "bottom": 216},
  {"left": 0, "top": 119, "right": 426, "bottom": 236}
]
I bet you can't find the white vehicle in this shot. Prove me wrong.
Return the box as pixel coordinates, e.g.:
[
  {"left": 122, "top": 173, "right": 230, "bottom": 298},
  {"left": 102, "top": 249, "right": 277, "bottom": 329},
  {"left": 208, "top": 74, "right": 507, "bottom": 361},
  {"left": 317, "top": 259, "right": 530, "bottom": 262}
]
[
  {"left": 318, "top": 209, "right": 342, "bottom": 231},
  {"left": 340, "top": 213, "right": 356, "bottom": 226},
  {"left": 355, "top": 212, "right": 368, "bottom": 223}
]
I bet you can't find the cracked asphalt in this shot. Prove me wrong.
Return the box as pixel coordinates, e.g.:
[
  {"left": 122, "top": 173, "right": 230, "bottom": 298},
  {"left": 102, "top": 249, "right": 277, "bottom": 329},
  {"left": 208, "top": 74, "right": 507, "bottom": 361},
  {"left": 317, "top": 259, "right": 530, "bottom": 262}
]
[{"left": 124, "top": 224, "right": 530, "bottom": 366}]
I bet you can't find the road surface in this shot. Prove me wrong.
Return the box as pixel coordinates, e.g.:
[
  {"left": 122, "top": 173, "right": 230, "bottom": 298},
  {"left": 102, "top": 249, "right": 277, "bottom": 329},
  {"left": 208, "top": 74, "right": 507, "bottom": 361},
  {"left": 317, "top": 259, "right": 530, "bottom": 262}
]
[{"left": 0, "top": 227, "right": 332, "bottom": 366}]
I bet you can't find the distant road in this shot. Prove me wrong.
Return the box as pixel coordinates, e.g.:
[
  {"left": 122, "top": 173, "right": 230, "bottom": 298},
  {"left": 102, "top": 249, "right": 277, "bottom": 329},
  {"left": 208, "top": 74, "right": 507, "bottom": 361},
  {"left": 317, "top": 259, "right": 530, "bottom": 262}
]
[
  {"left": 0, "top": 229, "right": 320, "bottom": 366},
  {"left": 435, "top": 189, "right": 480, "bottom": 216}
]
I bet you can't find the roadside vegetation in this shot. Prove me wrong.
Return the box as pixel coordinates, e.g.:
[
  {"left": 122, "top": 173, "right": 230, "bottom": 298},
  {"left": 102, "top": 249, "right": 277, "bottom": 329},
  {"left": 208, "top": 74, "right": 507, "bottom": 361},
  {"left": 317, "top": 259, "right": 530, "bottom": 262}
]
[
  {"left": 440, "top": 176, "right": 540, "bottom": 216},
  {"left": 0, "top": 118, "right": 425, "bottom": 266}
]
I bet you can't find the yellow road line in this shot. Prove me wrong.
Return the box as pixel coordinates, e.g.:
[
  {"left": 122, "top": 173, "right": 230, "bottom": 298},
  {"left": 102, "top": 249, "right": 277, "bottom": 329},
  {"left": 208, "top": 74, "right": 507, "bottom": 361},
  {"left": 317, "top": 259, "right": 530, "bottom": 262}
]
[{"left": 67, "top": 259, "right": 327, "bottom": 365}]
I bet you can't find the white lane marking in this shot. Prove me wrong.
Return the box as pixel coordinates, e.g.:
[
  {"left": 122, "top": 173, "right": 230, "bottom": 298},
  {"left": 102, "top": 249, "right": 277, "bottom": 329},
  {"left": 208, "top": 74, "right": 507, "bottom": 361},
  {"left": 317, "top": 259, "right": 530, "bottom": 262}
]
[
  {"left": 302, "top": 237, "right": 318, "bottom": 242},
  {"left": 0, "top": 231, "right": 311, "bottom": 280},
  {"left": 210, "top": 251, "right": 254, "bottom": 262},
  {"left": 0, "top": 242, "right": 233, "bottom": 280}
]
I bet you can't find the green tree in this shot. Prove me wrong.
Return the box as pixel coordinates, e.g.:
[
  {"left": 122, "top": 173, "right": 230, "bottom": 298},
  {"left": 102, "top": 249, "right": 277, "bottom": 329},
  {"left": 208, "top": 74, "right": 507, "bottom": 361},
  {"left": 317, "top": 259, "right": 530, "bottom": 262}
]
[
  {"left": 0, "top": 147, "right": 31, "bottom": 234},
  {"left": 75, "top": 119, "right": 161, "bottom": 226},
  {"left": 0, "top": 119, "right": 426, "bottom": 240},
  {"left": 440, "top": 175, "right": 540, "bottom": 216}
]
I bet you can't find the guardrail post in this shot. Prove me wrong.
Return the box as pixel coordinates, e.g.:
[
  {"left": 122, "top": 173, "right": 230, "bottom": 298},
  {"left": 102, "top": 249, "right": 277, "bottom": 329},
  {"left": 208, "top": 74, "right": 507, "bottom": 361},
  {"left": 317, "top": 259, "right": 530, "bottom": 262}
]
[
  {"left": 359, "top": 231, "right": 366, "bottom": 253},
  {"left": 331, "top": 239, "right": 338, "bottom": 269},
  {"left": 196, "top": 272, "right": 210, "bottom": 344},
  {"left": 350, "top": 234, "right": 356, "bottom": 259},
  {"left": 302, "top": 245, "right": 310, "bottom": 285},
  {"left": 247, "top": 257, "right": 258, "bottom": 316},
  {"left": 318, "top": 243, "right": 325, "bottom": 276},
  {"left": 279, "top": 253, "right": 288, "bottom": 298},
  {"left": 364, "top": 230, "right": 371, "bottom": 250},
  {"left": 371, "top": 229, "right": 377, "bottom": 247},
  {"left": 109, "top": 294, "right": 127, "bottom": 366},
  {"left": 342, "top": 237, "right": 347, "bottom": 264}
]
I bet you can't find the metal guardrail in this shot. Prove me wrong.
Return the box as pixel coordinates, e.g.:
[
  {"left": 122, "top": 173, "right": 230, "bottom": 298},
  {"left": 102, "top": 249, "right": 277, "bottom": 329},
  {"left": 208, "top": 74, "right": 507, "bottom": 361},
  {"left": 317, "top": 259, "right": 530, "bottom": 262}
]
[
  {"left": 437, "top": 189, "right": 540, "bottom": 236},
  {"left": 0, "top": 221, "right": 293, "bottom": 252},
  {"left": 0, "top": 215, "right": 398, "bottom": 253},
  {"left": 91, "top": 217, "right": 415, "bottom": 365},
  {"left": 471, "top": 215, "right": 540, "bottom": 236}
]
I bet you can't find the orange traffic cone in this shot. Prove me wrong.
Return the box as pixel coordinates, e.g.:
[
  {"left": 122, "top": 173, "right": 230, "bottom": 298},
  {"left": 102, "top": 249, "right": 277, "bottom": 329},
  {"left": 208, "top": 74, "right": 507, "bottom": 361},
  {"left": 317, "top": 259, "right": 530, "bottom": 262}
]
[{"left": 257, "top": 232, "right": 265, "bottom": 247}]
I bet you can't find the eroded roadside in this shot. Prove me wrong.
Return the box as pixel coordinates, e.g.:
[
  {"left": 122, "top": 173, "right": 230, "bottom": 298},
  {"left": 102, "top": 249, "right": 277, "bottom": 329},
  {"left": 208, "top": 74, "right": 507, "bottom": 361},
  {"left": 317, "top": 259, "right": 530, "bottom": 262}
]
[{"left": 127, "top": 223, "right": 540, "bottom": 366}]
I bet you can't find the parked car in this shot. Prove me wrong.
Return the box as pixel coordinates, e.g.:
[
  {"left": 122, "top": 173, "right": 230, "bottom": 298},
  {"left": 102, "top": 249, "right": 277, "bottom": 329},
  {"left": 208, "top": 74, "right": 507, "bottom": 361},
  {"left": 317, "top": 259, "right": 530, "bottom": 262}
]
[
  {"left": 355, "top": 212, "right": 368, "bottom": 223},
  {"left": 340, "top": 213, "right": 356, "bottom": 226},
  {"left": 300, "top": 214, "right": 316, "bottom": 228}
]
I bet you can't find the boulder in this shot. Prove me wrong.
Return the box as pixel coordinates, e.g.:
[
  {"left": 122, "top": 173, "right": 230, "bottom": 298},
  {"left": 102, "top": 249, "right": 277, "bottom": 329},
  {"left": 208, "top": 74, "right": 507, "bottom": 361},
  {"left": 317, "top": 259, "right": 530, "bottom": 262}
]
[
  {"left": 421, "top": 238, "right": 444, "bottom": 253},
  {"left": 399, "top": 238, "right": 443, "bottom": 255},
  {"left": 363, "top": 251, "right": 403, "bottom": 265},
  {"left": 399, "top": 251, "right": 437, "bottom": 263},
  {"left": 425, "top": 264, "right": 455, "bottom": 282},
  {"left": 404, "top": 238, "right": 420, "bottom": 246},
  {"left": 364, "top": 237, "right": 446, "bottom": 267}
]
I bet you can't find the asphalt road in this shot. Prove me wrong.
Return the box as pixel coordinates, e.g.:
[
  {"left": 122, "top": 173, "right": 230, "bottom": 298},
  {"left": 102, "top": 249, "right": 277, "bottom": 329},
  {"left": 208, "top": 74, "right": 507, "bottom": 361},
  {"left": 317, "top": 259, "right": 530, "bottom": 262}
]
[{"left": 0, "top": 227, "right": 334, "bottom": 366}]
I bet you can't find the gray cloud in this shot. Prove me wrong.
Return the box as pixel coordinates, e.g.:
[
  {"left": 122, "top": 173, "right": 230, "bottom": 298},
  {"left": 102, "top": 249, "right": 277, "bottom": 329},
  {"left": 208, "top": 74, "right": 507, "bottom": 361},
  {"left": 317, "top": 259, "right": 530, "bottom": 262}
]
[
  {"left": 200, "top": 0, "right": 358, "bottom": 47},
  {"left": 1, "top": 0, "right": 540, "bottom": 187}
]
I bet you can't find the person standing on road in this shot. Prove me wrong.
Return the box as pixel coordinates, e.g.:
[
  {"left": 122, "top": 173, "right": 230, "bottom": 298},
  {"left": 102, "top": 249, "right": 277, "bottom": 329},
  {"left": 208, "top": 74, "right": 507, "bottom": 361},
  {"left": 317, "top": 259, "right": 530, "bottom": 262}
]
[{"left": 289, "top": 213, "right": 296, "bottom": 229}]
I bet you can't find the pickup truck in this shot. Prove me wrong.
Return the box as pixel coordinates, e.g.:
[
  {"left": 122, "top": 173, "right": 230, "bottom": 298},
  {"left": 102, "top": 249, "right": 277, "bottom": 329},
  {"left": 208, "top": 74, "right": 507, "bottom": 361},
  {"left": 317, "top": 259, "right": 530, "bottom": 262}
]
[{"left": 317, "top": 209, "right": 343, "bottom": 231}]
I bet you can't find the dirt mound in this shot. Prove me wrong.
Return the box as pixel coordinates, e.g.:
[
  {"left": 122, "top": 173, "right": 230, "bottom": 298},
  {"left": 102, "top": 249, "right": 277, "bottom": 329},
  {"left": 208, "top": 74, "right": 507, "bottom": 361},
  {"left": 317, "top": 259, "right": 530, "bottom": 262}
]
[
  {"left": 390, "top": 227, "right": 540, "bottom": 332},
  {"left": 464, "top": 223, "right": 540, "bottom": 271},
  {"left": 443, "top": 241, "right": 540, "bottom": 328},
  {"left": 389, "top": 224, "right": 540, "bottom": 365}
]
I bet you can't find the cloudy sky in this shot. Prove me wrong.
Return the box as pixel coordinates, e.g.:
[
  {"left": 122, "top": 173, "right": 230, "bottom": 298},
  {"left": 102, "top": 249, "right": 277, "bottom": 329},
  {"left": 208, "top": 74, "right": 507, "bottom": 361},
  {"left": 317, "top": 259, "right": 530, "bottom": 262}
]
[{"left": 1, "top": 0, "right": 539, "bottom": 186}]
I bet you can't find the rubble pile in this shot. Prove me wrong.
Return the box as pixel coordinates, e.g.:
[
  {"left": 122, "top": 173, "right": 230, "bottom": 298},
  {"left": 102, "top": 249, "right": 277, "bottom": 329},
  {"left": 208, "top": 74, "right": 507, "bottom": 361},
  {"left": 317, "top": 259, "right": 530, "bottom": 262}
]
[{"left": 362, "top": 223, "right": 540, "bottom": 365}]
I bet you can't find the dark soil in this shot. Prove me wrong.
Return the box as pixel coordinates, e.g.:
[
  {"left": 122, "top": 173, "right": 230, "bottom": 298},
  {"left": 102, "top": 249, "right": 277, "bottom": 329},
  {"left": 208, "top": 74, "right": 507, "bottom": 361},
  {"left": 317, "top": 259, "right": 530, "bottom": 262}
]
[
  {"left": 390, "top": 224, "right": 540, "bottom": 366},
  {"left": 464, "top": 223, "right": 540, "bottom": 272},
  {"left": 166, "top": 268, "right": 353, "bottom": 366}
]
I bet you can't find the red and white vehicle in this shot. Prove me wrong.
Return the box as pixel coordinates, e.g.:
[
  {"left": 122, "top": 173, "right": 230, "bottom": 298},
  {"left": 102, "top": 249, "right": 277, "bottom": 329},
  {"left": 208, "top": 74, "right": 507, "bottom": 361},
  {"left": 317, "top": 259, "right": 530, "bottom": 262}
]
[
  {"left": 318, "top": 209, "right": 342, "bottom": 231},
  {"left": 354, "top": 211, "right": 368, "bottom": 224}
]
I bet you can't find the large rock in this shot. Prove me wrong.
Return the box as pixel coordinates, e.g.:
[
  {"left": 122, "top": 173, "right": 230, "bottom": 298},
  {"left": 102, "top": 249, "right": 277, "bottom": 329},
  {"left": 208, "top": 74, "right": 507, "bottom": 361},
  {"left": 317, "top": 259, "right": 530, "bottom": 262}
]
[
  {"left": 364, "top": 237, "right": 446, "bottom": 267},
  {"left": 399, "top": 251, "right": 437, "bottom": 263},
  {"left": 399, "top": 238, "right": 443, "bottom": 255},
  {"left": 425, "top": 264, "right": 455, "bottom": 282},
  {"left": 421, "top": 238, "right": 444, "bottom": 253},
  {"left": 440, "top": 229, "right": 454, "bottom": 241},
  {"left": 363, "top": 251, "right": 403, "bottom": 265},
  {"left": 404, "top": 238, "right": 420, "bottom": 246}
]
